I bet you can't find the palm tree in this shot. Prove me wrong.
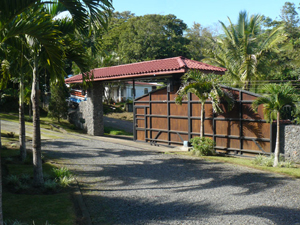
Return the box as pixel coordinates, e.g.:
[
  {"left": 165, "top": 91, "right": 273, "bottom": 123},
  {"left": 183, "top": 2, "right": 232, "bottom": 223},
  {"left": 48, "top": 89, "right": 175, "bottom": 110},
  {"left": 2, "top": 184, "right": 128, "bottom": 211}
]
[
  {"left": 252, "top": 83, "right": 299, "bottom": 167},
  {"left": 1, "top": 1, "right": 112, "bottom": 187},
  {"left": 205, "top": 11, "right": 287, "bottom": 90},
  {"left": 176, "top": 70, "right": 233, "bottom": 137}
]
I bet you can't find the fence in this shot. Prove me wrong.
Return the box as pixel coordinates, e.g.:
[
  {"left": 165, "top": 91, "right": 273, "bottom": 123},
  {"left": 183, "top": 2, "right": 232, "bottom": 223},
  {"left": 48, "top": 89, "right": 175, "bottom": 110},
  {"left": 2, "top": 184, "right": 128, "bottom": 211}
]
[{"left": 133, "top": 86, "right": 274, "bottom": 156}]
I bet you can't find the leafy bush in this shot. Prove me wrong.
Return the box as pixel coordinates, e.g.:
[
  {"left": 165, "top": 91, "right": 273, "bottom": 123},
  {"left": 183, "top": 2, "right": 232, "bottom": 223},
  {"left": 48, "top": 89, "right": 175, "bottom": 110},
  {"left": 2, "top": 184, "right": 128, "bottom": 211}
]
[
  {"left": 53, "top": 167, "right": 75, "bottom": 187},
  {"left": 190, "top": 137, "right": 215, "bottom": 156},
  {"left": 6, "top": 175, "right": 20, "bottom": 186},
  {"left": 53, "top": 167, "right": 71, "bottom": 178},
  {"left": 19, "top": 174, "right": 31, "bottom": 183},
  {"left": 57, "top": 176, "right": 75, "bottom": 187},
  {"left": 44, "top": 179, "right": 58, "bottom": 191}
]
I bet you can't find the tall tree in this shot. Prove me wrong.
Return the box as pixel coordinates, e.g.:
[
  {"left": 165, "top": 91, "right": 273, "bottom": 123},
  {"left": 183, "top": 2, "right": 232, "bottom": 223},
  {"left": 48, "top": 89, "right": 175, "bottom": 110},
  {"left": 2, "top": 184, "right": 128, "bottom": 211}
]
[
  {"left": 205, "top": 11, "right": 287, "bottom": 90},
  {"left": 185, "top": 22, "right": 214, "bottom": 61},
  {"left": 252, "top": 83, "right": 299, "bottom": 167},
  {"left": 115, "top": 14, "right": 190, "bottom": 63},
  {"left": 280, "top": 2, "right": 300, "bottom": 39},
  {"left": 176, "top": 70, "right": 233, "bottom": 138},
  {"left": 1, "top": 0, "right": 112, "bottom": 187}
]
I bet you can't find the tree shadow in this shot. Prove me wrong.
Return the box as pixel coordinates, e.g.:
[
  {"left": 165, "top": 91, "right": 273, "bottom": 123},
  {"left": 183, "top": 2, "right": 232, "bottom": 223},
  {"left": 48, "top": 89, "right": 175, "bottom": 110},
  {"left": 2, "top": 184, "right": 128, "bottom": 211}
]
[
  {"left": 228, "top": 206, "right": 300, "bottom": 225},
  {"left": 42, "top": 139, "right": 299, "bottom": 224}
]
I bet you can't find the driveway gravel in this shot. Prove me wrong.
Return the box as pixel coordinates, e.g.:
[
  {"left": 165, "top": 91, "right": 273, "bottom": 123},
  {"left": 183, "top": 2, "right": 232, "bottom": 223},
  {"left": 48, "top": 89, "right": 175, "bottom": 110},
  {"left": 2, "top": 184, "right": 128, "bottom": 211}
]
[{"left": 42, "top": 138, "right": 300, "bottom": 225}]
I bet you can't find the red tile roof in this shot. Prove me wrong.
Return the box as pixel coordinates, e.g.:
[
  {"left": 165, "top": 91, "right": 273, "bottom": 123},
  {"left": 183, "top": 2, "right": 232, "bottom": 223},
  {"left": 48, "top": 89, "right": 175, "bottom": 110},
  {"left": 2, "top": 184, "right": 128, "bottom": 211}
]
[{"left": 65, "top": 56, "right": 226, "bottom": 84}]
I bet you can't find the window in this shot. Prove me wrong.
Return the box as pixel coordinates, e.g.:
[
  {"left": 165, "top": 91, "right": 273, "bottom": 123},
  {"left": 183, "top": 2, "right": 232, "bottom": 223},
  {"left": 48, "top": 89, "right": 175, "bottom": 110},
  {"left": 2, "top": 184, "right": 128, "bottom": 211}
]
[{"left": 144, "top": 88, "right": 148, "bottom": 94}]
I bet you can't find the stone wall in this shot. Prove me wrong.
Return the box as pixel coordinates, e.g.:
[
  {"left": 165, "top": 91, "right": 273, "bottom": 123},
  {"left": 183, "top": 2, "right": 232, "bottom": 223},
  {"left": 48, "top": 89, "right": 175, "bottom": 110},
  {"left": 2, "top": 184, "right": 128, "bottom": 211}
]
[
  {"left": 281, "top": 124, "right": 300, "bottom": 163},
  {"left": 68, "top": 82, "right": 104, "bottom": 136}
]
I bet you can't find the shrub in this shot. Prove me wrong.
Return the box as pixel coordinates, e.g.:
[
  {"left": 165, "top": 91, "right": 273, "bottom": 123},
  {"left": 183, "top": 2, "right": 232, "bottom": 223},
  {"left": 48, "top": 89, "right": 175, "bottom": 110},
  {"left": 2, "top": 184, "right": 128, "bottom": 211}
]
[
  {"left": 190, "top": 137, "right": 215, "bottom": 156},
  {"left": 53, "top": 167, "right": 71, "bottom": 178},
  {"left": 44, "top": 179, "right": 58, "bottom": 191},
  {"left": 57, "top": 176, "right": 75, "bottom": 187},
  {"left": 19, "top": 174, "right": 31, "bottom": 183},
  {"left": 6, "top": 175, "right": 20, "bottom": 186},
  {"left": 53, "top": 167, "right": 75, "bottom": 187}
]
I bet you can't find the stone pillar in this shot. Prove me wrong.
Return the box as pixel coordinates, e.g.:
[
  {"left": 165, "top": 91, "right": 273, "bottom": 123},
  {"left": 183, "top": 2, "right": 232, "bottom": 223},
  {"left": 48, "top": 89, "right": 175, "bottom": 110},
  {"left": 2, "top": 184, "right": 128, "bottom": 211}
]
[{"left": 86, "top": 82, "right": 104, "bottom": 136}]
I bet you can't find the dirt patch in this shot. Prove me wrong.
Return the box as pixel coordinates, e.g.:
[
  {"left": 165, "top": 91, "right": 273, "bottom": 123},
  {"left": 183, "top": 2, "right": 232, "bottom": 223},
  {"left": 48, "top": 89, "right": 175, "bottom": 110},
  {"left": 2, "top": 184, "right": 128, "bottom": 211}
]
[{"left": 105, "top": 112, "right": 133, "bottom": 122}]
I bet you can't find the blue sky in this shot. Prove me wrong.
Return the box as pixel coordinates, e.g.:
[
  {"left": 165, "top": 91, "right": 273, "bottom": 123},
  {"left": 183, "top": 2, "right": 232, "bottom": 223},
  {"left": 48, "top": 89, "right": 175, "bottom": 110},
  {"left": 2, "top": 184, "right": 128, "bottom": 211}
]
[{"left": 113, "top": 0, "right": 299, "bottom": 29}]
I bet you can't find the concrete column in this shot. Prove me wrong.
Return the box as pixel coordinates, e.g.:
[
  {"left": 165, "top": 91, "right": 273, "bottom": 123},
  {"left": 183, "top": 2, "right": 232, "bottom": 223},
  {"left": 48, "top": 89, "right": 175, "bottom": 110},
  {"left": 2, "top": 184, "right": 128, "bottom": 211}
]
[
  {"left": 118, "top": 87, "right": 122, "bottom": 102},
  {"left": 86, "top": 82, "right": 104, "bottom": 136}
]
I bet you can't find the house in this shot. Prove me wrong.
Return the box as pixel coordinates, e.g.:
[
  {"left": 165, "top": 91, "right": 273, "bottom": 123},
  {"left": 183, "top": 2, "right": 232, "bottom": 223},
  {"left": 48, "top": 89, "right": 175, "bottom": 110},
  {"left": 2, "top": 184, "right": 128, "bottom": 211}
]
[
  {"left": 104, "top": 81, "right": 162, "bottom": 103},
  {"left": 65, "top": 56, "right": 227, "bottom": 136}
]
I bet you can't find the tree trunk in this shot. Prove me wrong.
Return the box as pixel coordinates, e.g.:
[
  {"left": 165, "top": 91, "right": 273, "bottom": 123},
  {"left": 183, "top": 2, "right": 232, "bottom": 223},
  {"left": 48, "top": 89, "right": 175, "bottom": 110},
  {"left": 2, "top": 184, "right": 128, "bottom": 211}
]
[
  {"left": 0, "top": 116, "right": 2, "bottom": 225},
  {"left": 200, "top": 102, "right": 205, "bottom": 138},
  {"left": 19, "top": 74, "right": 26, "bottom": 161},
  {"left": 0, "top": 118, "right": 2, "bottom": 149},
  {"left": 273, "top": 111, "right": 280, "bottom": 167},
  {"left": 29, "top": 101, "right": 32, "bottom": 120},
  {"left": 31, "top": 56, "right": 44, "bottom": 186},
  {"left": 0, "top": 144, "right": 3, "bottom": 225}
]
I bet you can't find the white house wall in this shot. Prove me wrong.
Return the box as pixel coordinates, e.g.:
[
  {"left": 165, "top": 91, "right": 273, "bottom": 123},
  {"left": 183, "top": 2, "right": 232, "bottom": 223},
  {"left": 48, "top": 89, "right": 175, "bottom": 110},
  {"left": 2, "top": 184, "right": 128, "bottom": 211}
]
[{"left": 104, "top": 84, "right": 157, "bottom": 102}]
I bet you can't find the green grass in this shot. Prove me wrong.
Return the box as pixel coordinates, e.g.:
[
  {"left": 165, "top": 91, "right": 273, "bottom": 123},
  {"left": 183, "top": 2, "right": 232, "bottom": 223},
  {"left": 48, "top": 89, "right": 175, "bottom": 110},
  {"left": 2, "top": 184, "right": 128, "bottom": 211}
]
[
  {"left": 0, "top": 112, "right": 85, "bottom": 134},
  {"left": 175, "top": 151, "right": 300, "bottom": 178},
  {"left": 3, "top": 192, "right": 75, "bottom": 225},
  {"left": 104, "top": 126, "right": 133, "bottom": 136},
  {"left": 0, "top": 133, "right": 77, "bottom": 224}
]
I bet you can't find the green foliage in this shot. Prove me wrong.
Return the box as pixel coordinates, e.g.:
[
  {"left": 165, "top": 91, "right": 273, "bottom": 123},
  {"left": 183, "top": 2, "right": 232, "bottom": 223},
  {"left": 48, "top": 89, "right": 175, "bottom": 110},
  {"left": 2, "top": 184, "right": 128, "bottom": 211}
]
[
  {"left": 44, "top": 179, "right": 58, "bottom": 191},
  {"left": 176, "top": 71, "right": 233, "bottom": 111},
  {"left": 185, "top": 22, "right": 214, "bottom": 61},
  {"left": 190, "top": 137, "right": 216, "bottom": 156},
  {"left": 104, "top": 126, "right": 133, "bottom": 136},
  {"left": 48, "top": 84, "right": 69, "bottom": 123},
  {"left": 57, "top": 176, "right": 75, "bottom": 187},
  {"left": 53, "top": 167, "right": 71, "bottom": 178},
  {"left": 252, "top": 83, "right": 299, "bottom": 122},
  {"left": 101, "top": 13, "right": 190, "bottom": 63},
  {"left": 253, "top": 155, "right": 295, "bottom": 168},
  {"left": 176, "top": 71, "right": 233, "bottom": 137},
  {"left": 205, "top": 11, "right": 287, "bottom": 89},
  {"left": 6, "top": 175, "right": 20, "bottom": 186},
  {"left": 53, "top": 167, "right": 75, "bottom": 187}
]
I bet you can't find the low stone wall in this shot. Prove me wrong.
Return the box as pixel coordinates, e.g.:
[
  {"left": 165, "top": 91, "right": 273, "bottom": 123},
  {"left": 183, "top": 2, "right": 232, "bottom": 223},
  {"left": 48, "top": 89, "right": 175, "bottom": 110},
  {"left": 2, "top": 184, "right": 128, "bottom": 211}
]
[{"left": 282, "top": 124, "right": 300, "bottom": 163}]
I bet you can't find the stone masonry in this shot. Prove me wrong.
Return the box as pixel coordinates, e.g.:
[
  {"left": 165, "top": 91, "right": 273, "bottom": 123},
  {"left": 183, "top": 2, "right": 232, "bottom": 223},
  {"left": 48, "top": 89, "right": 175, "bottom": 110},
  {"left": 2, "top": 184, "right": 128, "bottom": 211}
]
[
  {"left": 281, "top": 124, "right": 300, "bottom": 163},
  {"left": 68, "top": 82, "right": 104, "bottom": 136}
]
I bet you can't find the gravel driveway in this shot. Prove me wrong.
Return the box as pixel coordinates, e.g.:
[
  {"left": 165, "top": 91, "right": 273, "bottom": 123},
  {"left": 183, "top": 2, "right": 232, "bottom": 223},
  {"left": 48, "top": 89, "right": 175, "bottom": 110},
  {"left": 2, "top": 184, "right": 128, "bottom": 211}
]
[{"left": 43, "top": 138, "right": 300, "bottom": 225}]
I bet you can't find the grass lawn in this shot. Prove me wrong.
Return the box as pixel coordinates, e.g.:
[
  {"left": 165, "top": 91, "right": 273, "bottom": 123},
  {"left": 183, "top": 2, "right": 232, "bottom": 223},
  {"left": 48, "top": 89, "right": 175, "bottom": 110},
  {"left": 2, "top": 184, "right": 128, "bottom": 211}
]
[
  {"left": 1, "top": 132, "right": 77, "bottom": 225},
  {"left": 0, "top": 112, "right": 84, "bottom": 134},
  {"left": 104, "top": 126, "right": 133, "bottom": 136}
]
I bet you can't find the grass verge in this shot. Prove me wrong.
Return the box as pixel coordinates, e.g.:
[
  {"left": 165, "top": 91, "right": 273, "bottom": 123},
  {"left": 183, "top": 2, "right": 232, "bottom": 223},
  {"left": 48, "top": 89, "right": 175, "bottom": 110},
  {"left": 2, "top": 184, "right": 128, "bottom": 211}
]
[
  {"left": 0, "top": 112, "right": 84, "bottom": 134},
  {"left": 104, "top": 126, "right": 133, "bottom": 136},
  {"left": 1, "top": 132, "right": 77, "bottom": 224},
  {"left": 175, "top": 151, "right": 300, "bottom": 178}
]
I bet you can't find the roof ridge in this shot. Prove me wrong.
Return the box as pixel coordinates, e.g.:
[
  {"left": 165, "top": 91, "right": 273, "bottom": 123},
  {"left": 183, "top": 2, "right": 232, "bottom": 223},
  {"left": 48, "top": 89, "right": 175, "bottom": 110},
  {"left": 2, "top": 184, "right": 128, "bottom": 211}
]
[{"left": 93, "top": 56, "right": 181, "bottom": 71}]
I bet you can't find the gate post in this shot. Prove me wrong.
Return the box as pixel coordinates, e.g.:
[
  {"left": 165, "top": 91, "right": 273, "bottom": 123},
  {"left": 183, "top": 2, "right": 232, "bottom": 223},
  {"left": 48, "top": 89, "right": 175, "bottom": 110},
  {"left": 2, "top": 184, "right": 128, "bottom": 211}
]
[{"left": 86, "top": 82, "right": 104, "bottom": 136}]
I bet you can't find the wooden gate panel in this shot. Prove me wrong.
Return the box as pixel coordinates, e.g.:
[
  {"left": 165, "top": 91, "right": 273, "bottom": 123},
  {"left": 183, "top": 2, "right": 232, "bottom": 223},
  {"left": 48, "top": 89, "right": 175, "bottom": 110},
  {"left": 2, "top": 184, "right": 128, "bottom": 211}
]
[
  {"left": 134, "top": 86, "right": 274, "bottom": 155},
  {"left": 170, "top": 118, "right": 188, "bottom": 131}
]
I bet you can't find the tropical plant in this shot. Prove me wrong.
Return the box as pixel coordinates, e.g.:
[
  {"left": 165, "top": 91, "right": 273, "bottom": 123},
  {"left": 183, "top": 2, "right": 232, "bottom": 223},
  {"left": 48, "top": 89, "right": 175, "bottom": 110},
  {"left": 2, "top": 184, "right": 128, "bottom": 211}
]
[
  {"left": 176, "top": 70, "right": 233, "bottom": 137},
  {"left": 48, "top": 83, "right": 69, "bottom": 123},
  {"left": 1, "top": 0, "right": 112, "bottom": 188},
  {"left": 190, "top": 136, "right": 215, "bottom": 156},
  {"left": 252, "top": 83, "right": 299, "bottom": 167},
  {"left": 205, "top": 11, "right": 287, "bottom": 90}
]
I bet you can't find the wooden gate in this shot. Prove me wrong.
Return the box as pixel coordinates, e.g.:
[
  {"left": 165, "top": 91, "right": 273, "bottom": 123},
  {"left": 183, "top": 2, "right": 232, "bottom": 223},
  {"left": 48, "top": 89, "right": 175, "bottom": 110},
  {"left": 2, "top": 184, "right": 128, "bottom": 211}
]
[{"left": 133, "top": 86, "right": 273, "bottom": 156}]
